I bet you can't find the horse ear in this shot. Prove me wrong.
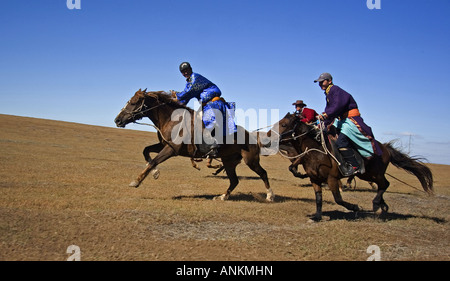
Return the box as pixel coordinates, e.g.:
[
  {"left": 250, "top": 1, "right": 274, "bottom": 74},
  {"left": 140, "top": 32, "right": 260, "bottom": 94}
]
[{"left": 143, "top": 88, "right": 147, "bottom": 93}]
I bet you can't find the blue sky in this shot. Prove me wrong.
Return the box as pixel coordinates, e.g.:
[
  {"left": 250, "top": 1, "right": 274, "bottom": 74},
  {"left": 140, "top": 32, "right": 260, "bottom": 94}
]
[{"left": 1, "top": 0, "right": 449, "bottom": 164}]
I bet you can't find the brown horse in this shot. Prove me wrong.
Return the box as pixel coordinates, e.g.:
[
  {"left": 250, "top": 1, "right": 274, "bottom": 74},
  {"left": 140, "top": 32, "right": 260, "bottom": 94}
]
[
  {"left": 276, "top": 113, "right": 433, "bottom": 221},
  {"left": 114, "top": 89, "right": 274, "bottom": 201}
]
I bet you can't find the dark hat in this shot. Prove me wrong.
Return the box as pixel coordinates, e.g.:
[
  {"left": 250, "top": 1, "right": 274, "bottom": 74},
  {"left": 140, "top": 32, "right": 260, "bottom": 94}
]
[
  {"left": 314, "top": 72, "right": 333, "bottom": 83},
  {"left": 179, "top": 62, "right": 192, "bottom": 72},
  {"left": 292, "top": 100, "right": 307, "bottom": 107}
]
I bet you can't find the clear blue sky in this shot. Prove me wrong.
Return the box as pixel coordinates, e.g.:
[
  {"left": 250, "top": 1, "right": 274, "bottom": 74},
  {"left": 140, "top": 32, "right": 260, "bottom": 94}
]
[{"left": 1, "top": 0, "right": 449, "bottom": 164}]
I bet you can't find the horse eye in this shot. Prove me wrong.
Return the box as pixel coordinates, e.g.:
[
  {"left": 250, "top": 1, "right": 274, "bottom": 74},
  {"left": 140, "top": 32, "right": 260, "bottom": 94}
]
[{"left": 281, "top": 124, "right": 287, "bottom": 128}]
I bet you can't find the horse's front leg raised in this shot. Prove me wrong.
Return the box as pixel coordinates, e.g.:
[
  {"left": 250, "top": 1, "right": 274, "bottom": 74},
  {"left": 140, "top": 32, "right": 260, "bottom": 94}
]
[
  {"left": 289, "top": 157, "right": 308, "bottom": 179},
  {"left": 141, "top": 143, "right": 165, "bottom": 180},
  {"left": 143, "top": 143, "right": 164, "bottom": 162},
  {"left": 130, "top": 145, "right": 176, "bottom": 188}
]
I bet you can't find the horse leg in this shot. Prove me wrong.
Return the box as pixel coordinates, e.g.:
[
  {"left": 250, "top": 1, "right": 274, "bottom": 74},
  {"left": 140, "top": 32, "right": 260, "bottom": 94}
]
[
  {"left": 243, "top": 151, "right": 274, "bottom": 202},
  {"left": 143, "top": 143, "right": 164, "bottom": 162},
  {"left": 190, "top": 158, "right": 201, "bottom": 170},
  {"left": 141, "top": 143, "right": 165, "bottom": 180},
  {"left": 372, "top": 176, "right": 390, "bottom": 214},
  {"left": 212, "top": 165, "right": 225, "bottom": 175},
  {"left": 206, "top": 158, "right": 225, "bottom": 175},
  {"left": 328, "top": 176, "right": 361, "bottom": 212},
  {"left": 206, "top": 158, "right": 219, "bottom": 169},
  {"left": 289, "top": 164, "right": 308, "bottom": 179},
  {"left": 214, "top": 157, "right": 240, "bottom": 200},
  {"left": 288, "top": 156, "right": 308, "bottom": 178},
  {"left": 130, "top": 145, "right": 176, "bottom": 188},
  {"left": 311, "top": 181, "right": 323, "bottom": 221}
]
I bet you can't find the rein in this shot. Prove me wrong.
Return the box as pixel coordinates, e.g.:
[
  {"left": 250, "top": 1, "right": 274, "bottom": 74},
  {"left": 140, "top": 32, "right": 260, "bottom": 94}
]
[
  {"left": 123, "top": 99, "right": 167, "bottom": 120},
  {"left": 277, "top": 119, "right": 341, "bottom": 165}
]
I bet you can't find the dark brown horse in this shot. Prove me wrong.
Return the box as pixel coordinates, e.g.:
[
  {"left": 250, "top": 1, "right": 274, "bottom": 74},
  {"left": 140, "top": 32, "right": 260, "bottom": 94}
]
[
  {"left": 276, "top": 113, "right": 433, "bottom": 221},
  {"left": 114, "top": 89, "right": 274, "bottom": 201}
]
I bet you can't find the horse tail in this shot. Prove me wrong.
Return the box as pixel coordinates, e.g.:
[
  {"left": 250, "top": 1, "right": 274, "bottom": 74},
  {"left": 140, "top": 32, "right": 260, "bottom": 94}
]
[{"left": 385, "top": 141, "right": 433, "bottom": 194}]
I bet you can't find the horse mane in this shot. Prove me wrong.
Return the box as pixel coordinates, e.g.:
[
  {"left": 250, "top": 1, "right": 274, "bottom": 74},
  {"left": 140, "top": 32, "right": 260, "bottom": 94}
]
[
  {"left": 301, "top": 122, "right": 319, "bottom": 140},
  {"left": 143, "top": 90, "right": 193, "bottom": 112}
]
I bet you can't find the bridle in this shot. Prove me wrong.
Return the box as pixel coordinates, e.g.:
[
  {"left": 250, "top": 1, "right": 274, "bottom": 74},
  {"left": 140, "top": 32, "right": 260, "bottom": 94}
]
[
  {"left": 120, "top": 94, "right": 167, "bottom": 122},
  {"left": 119, "top": 92, "right": 180, "bottom": 155},
  {"left": 277, "top": 115, "right": 340, "bottom": 164},
  {"left": 279, "top": 118, "right": 315, "bottom": 142}
]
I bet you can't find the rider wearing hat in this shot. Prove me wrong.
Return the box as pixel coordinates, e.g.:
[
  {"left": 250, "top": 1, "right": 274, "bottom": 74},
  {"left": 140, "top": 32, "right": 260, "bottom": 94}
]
[
  {"left": 314, "top": 72, "right": 381, "bottom": 176},
  {"left": 175, "top": 62, "right": 237, "bottom": 158},
  {"left": 292, "top": 100, "right": 318, "bottom": 124}
]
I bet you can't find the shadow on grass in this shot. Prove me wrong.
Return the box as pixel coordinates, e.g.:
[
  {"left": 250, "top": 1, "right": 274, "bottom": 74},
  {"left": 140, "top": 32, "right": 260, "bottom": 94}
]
[
  {"left": 205, "top": 175, "right": 290, "bottom": 182},
  {"left": 321, "top": 210, "right": 446, "bottom": 224},
  {"left": 172, "top": 192, "right": 446, "bottom": 224},
  {"left": 172, "top": 192, "right": 333, "bottom": 205}
]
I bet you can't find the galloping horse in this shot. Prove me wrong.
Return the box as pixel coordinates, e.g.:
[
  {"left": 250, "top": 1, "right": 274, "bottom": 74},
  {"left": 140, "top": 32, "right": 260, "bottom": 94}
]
[
  {"left": 276, "top": 113, "right": 433, "bottom": 221},
  {"left": 114, "top": 89, "right": 274, "bottom": 201}
]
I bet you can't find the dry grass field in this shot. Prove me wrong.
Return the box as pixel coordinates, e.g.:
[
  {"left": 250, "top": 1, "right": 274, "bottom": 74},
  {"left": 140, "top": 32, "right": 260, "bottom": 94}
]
[{"left": 0, "top": 113, "right": 449, "bottom": 261}]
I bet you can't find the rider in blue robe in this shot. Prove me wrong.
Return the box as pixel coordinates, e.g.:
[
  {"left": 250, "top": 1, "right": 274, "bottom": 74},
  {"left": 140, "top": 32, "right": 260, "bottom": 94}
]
[{"left": 176, "top": 62, "right": 236, "bottom": 157}]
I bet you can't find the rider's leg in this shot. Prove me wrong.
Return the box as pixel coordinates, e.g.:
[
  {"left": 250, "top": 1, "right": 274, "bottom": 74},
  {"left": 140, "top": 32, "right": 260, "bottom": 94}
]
[{"left": 336, "top": 133, "right": 360, "bottom": 172}]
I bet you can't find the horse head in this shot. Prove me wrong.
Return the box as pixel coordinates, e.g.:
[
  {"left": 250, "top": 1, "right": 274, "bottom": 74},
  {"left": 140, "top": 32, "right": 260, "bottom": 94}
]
[
  {"left": 115, "top": 88, "right": 189, "bottom": 128},
  {"left": 276, "top": 113, "right": 300, "bottom": 141},
  {"left": 114, "top": 88, "right": 148, "bottom": 128},
  {"left": 276, "top": 112, "right": 317, "bottom": 144}
]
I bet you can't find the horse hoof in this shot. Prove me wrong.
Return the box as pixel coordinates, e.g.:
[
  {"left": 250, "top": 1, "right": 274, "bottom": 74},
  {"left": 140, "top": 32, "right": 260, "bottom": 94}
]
[
  {"left": 373, "top": 202, "right": 388, "bottom": 214},
  {"left": 266, "top": 194, "right": 275, "bottom": 202},
  {"left": 129, "top": 180, "right": 140, "bottom": 188},
  {"left": 308, "top": 214, "right": 322, "bottom": 223},
  {"left": 265, "top": 189, "right": 275, "bottom": 202},
  {"left": 373, "top": 204, "right": 388, "bottom": 215},
  {"left": 213, "top": 194, "right": 228, "bottom": 201},
  {"left": 151, "top": 169, "right": 160, "bottom": 180}
]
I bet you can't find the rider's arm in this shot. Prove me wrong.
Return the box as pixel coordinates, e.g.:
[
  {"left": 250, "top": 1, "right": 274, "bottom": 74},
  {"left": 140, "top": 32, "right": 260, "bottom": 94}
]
[{"left": 176, "top": 74, "right": 198, "bottom": 105}]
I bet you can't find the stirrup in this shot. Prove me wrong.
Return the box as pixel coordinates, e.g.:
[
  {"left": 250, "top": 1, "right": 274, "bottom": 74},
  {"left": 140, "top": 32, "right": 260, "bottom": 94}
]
[
  {"left": 350, "top": 166, "right": 360, "bottom": 176},
  {"left": 340, "top": 163, "right": 360, "bottom": 177},
  {"left": 205, "top": 148, "right": 219, "bottom": 159}
]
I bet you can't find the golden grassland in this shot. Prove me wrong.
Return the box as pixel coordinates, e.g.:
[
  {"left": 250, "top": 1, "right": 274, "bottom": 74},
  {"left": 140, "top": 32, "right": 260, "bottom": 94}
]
[{"left": 0, "top": 114, "right": 449, "bottom": 260}]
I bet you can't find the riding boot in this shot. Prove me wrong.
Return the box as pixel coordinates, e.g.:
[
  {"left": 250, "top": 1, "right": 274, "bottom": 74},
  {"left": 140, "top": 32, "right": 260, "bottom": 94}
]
[{"left": 339, "top": 148, "right": 360, "bottom": 175}]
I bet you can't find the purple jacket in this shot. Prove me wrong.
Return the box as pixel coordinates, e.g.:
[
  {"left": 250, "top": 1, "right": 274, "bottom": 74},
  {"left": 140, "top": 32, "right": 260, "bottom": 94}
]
[
  {"left": 325, "top": 85, "right": 358, "bottom": 120},
  {"left": 323, "top": 85, "right": 358, "bottom": 126},
  {"left": 323, "top": 84, "right": 382, "bottom": 156}
]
